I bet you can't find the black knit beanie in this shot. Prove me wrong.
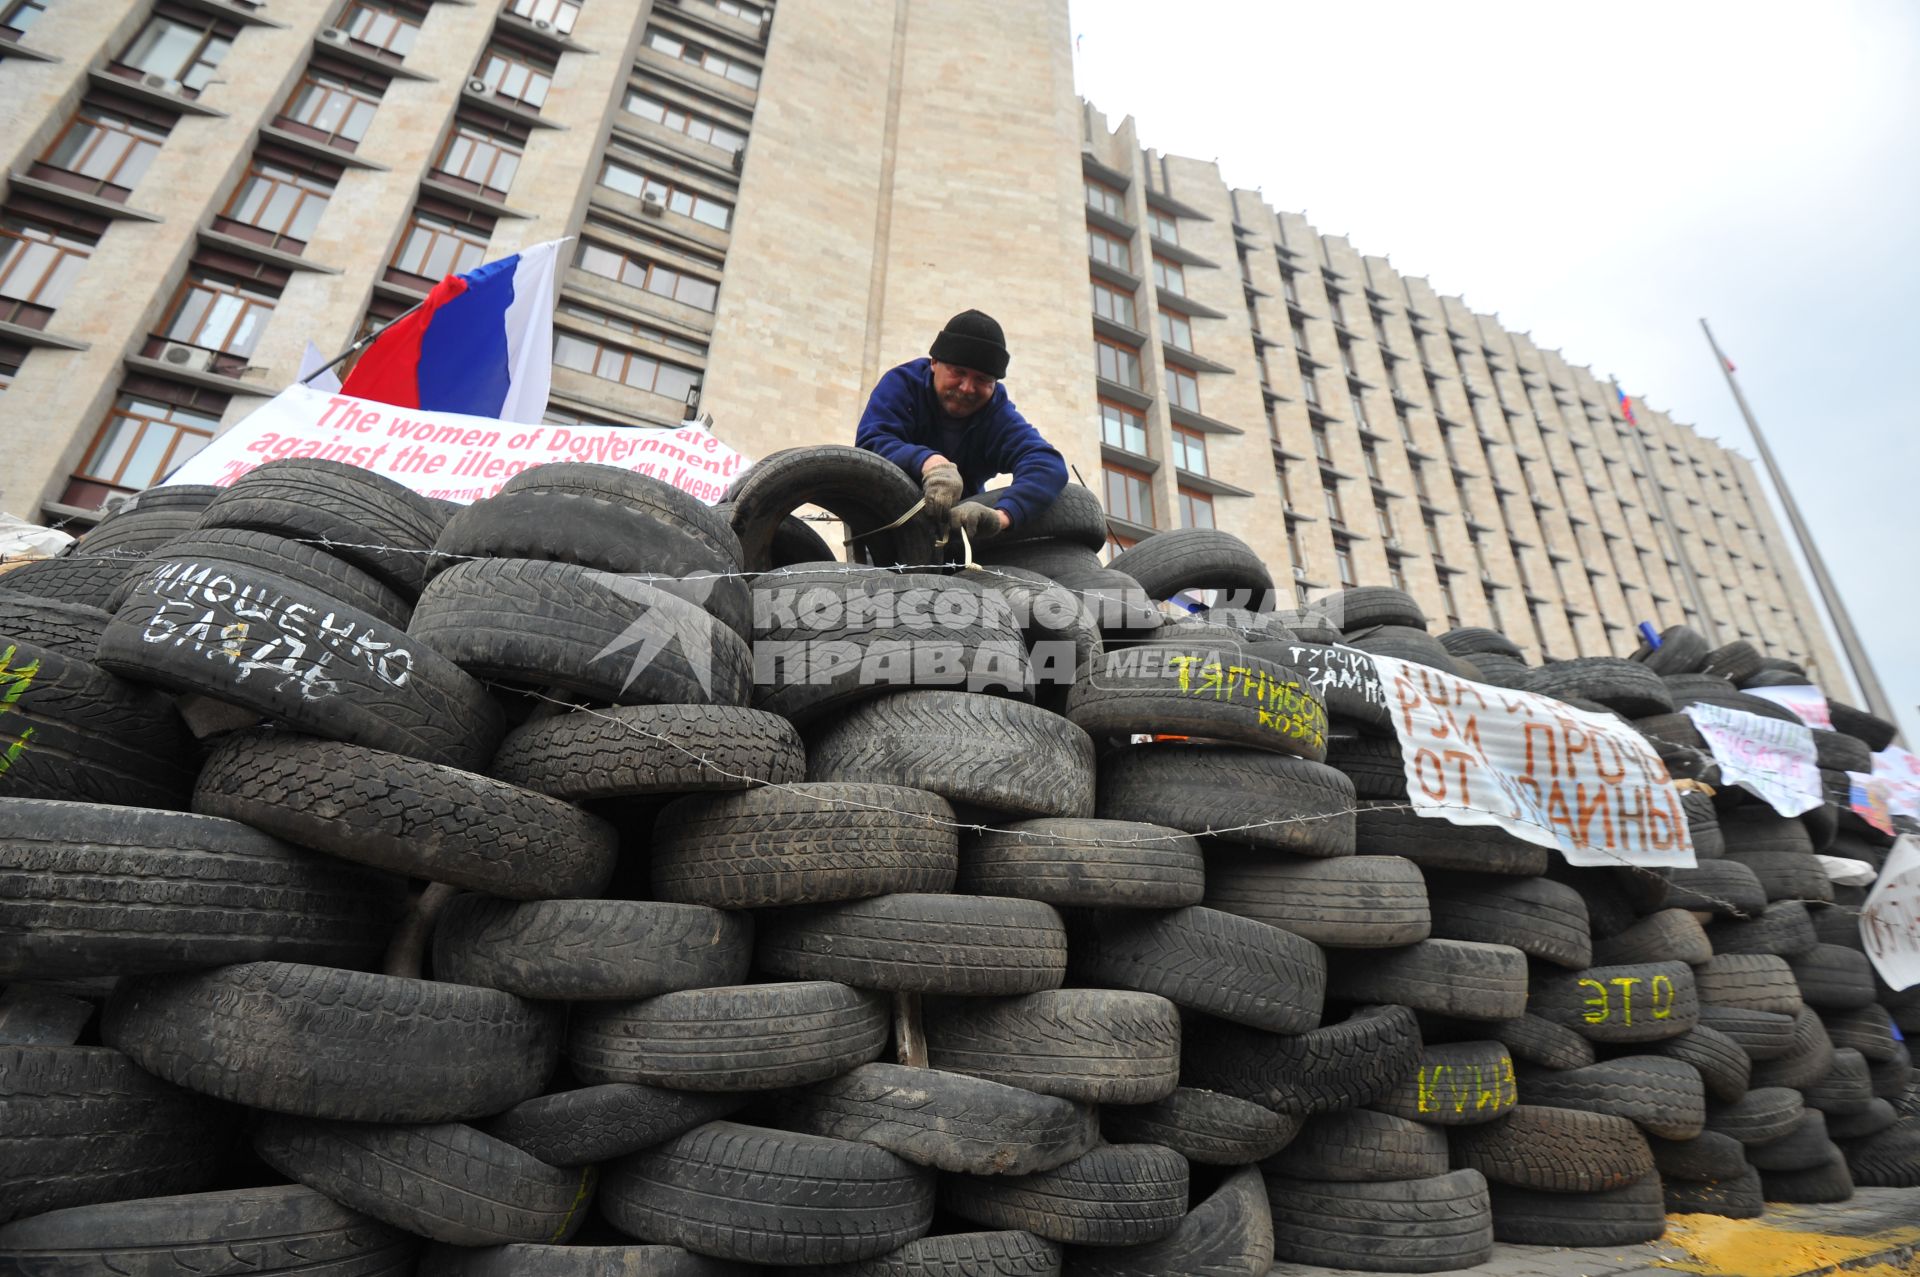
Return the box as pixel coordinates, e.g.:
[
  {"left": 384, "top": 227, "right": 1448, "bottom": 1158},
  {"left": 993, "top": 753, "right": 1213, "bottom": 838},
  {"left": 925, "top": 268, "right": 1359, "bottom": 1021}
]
[{"left": 929, "top": 309, "right": 1010, "bottom": 379}]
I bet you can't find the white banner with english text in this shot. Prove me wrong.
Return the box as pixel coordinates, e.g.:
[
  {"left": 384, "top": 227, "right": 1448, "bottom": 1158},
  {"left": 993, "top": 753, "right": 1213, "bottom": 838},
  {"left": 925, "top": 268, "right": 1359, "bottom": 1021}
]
[
  {"left": 1860, "top": 835, "right": 1920, "bottom": 991},
  {"left": 1744, "top": 683, "right": 1833, "bottom": 730},
  {"left": 160, "top": 384, "right": 750, "bottom": 505},
  {"left": 1371, "top": 655, "right": 1696, "bottom": 869},
  {"left": 1684, "top": 702, "right": 1823, "bottom": 817}
]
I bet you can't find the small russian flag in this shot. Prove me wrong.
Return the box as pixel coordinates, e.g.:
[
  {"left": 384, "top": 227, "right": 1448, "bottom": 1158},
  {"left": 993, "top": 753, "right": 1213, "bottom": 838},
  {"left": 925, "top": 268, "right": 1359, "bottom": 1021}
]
[
  {"left": 1616, "top": 385, "right": 1637, "bottom": 427},
  {"left": 342, "top": 238, "right": 566, "bottom": 423}
]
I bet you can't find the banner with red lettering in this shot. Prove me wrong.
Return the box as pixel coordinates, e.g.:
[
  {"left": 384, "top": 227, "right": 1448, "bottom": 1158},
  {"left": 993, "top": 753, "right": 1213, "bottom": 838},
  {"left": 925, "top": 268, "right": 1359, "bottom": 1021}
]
[
  {"left": 159, "top": 384, "right": 750, "bottom": 504},
  {"left": 1683, "top": 701, "right": 1823, "bottom": 817},
  {"left": 1371, "top": 655, "right": 1697, "bottom": 869},
  {"left": 1744, "top": 683, "right": 1834, "bottom": 729},
  {"left": 1860, "top": 834, "right": 1920, "bottom": 991}
]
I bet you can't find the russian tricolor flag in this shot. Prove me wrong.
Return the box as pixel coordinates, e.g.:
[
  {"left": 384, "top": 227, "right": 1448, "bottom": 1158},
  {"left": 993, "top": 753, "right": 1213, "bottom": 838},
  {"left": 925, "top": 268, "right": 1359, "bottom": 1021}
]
[{"left": 341, "top": 238, "right": 566, "bottom": 424}]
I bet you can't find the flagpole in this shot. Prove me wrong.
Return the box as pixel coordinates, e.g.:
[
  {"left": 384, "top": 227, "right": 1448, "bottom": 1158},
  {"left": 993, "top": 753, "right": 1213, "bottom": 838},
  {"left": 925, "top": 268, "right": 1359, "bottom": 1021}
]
[
  {"left": 299, "top": 297, "right": 427, "bottom": 387},
  {"left": 1700, "top": 318, "right": 1898, "bottom": 727}
]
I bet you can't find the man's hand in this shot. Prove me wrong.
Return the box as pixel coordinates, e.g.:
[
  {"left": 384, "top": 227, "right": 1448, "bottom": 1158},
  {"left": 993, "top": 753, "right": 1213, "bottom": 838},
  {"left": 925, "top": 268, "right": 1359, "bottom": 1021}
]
[
  {"left": 951, "top": 501, "right": 1009, "bottom": 542},
  {"left": 920, "top": 458, "right": 963, "bottom": 518}
]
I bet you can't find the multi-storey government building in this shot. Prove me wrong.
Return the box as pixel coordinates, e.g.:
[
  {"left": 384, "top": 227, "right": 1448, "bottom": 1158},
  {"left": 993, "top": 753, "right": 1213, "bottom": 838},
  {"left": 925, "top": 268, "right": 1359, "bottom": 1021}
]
[{"left": 0, "top": 0, "right": 1843, "bottom": 681}]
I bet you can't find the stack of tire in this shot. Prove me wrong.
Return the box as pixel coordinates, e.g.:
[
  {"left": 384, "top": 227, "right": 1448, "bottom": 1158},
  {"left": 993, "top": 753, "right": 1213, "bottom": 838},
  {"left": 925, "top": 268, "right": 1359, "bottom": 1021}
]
[{"left": 1, "top": 452, "right": 1916, "bottom": 1275}]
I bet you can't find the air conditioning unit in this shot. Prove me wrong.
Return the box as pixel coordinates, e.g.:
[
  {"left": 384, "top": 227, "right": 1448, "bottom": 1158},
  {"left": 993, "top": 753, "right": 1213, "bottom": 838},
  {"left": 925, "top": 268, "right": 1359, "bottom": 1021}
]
[
  {"left": 466, "top": 77, "right": 491, "bottom": 95},
  {"left": 639, "top": 190, "right": 666, "bottom": 216},
  {"left": 140, "top": 72, "right": 186, "bottom": 95},
  {"left": 531, "top": 17, "right": 553, "bottom": 31},
  {"left": 157, "top": 342, "right": 216, "bottom": 372},
  {"left": 1292, "top": 566, "right": 1308, "bottom": 581},
  {"left": 730, "top": 146, "right": 745, "bottom": 174},
  {"left": 318, "top": 26, "right": 349, "bottom": 43},
  {"left": 1386, "top": 538, "right": 1403, "bottom": 552}
]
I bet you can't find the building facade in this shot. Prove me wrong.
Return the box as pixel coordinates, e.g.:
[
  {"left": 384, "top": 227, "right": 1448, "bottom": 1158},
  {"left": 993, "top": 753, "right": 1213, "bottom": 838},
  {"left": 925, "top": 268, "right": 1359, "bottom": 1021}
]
[{"left": 0, "top": 0, "right": 1843, "bottom": 680}]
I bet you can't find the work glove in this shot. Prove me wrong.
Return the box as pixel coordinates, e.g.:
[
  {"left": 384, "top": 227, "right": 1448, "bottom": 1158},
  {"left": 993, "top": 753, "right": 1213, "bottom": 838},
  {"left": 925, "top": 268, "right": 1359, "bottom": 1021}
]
[
  {"left": 921, "top": 461, "right": 963, "bottom": 518},
  {"left": 950, "top": 500, "right": 1007, "bottom": 543}
]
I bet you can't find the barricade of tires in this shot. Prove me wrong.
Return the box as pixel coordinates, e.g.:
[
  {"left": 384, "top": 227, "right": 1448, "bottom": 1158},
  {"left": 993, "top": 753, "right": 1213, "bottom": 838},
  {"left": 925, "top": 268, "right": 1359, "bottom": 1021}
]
[{"left": 0, "top": 451, "right": 1915, "bottom": 1275}]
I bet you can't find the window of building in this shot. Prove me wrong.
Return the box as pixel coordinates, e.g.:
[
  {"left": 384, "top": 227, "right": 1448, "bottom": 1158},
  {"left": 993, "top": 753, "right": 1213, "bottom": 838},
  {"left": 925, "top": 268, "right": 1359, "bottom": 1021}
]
[
  {"left": 1289, "top": 318, "right": 1309, "bottom": 353},
  {"left": 218, "top": 150, "right": 336, "bottom": 250},
  {"left": 1324, "top": 483, "right": 1344, "bottom": 525},
  {"left": 0, "top": 214, "right": 94, "bottom": 328},
  {"left": 476, "top": 45, "right": 553, "bottom": 109},
  {"left": 72, "top": 390, "right": 220, "bottom": 502},
  {"left": 279, "top": 65, "right": 384, "bottom": 148},
  {"left": 163, "top": 270, "right": 276, "bottom": 357},
  {"left": 1335, "top": 542, "right": 1356, "bottom": 587},
  {"left": 118, "top": 10, "right": 233, "bottom": 93},
  {"left": 1327, "top": 289, "right": 1347, "bottom": 328},
  {"left": 1098, "top": 399, "right": 1146, "bottom": 455},
  {"left": 1087, "top": 227, "right": 1131, "bottom": 272},
  {"left": 623, "top": 90, "right": 748, "bottom": 153},
  {"left": 1424, "top": 514, "right": 1444, "bottom": 557},
  {"left": 1089, "top": 277, "right": 1135, "bottom": 327},
  {"left": 1375, "top": 498, "right": 1394, "bottom": 539},
  {"left": 391, "top": 208, "right": 489, "bottom": 281},
  {"left": 1371, "top": 308, "right": 1391, "bottom": 347},
  {"left": 644, "top": 28, "right": 761, "bottom": 88},
  {"left": 1279, "top": 267, "right": 1299, "bottom": 304},
  {"left": 1151, "top": 256, "right": 1185, "bottom": 295},
  {"left": 1084, "top": 178, "right": 1124, "bottom": 218},
  {"left": 1361, "top": 441, "right": 1381, "bottom": 482},
  {"left": 556, "top": 301, "right": 708, "bottom": 355},
  {"left": 1171, "top": 425, "right": 1207, "bottom": 476},
  {"left": 1157, "top": 310, "right": 1192, "bottom": 352},
  {"left": 1339, "top": 340, "right": 1361, "bottom": 378},
  {"left": 433, "top": 118, "right": 524, "bottom": 198},
  {"left": 599, "top": 160, "right": 733, "bottom": 229},
  {"left": 1102, "top": 463, "right": 1153, "bottom": 526},
  {"left": 1164, "top": 366, "right": 1199, "bottom": 411},
  {"left": 576, "top": 239, "right": 718, "bottom": 310},
  {"left": 1286, "top": 523, "right": 1304, "bottom": 568},
  {"left": 1387, "top": 559, "right": 1407, "bottom": 591},
  {"left": 554, "top": 330, "right": 701, "bottom": 401},
  {"left": 715, "top": 0, "right": 764, "bottom": 19},
  {"left": 507, "top": 0, "right": 579, "bottom": 33},
  {"left": 1178, "top": 486, "right": 1214, "bottom": 529},
  {"left": 2, "top": 1, "right": 49, "bottom": 37},
  {"left": 38, "top": 100, "right": 170, "bottom": 200},
  {"left": 1147, "top": 209, "right": 1179, "bottom": 244},
  {"left": 1438, "top": 575, "right": 1461, "bottom": 627},
  {"left": 340, "top": 1, "right": 421, "bottom": 59},
  {"left": 1094, "top": 336, "right": 1141, "bottom": 389},
  {"left": 1299, "top": 366, "right": 1319, "bottom": 407},
  {"left": 1311, "top": 423, "right": 1330, "bottom": 462}
]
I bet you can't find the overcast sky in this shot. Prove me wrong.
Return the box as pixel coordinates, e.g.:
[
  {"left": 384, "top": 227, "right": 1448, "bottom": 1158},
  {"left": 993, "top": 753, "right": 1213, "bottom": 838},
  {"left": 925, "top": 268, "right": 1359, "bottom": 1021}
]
[{"left": 1070, "top": 0, "right": 1919, "bottom": 743}]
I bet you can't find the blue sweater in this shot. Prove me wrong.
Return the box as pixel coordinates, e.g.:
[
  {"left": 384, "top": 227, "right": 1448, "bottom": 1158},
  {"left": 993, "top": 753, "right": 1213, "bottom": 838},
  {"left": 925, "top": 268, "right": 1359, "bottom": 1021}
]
[{"left": 856, "top": 358, "right": 1068, "bottom": 527}]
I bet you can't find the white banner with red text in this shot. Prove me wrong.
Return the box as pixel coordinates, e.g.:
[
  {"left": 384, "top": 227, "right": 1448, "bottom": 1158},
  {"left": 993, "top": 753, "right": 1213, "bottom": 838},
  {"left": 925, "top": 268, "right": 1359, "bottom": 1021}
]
[
  {"left": 160, "top": 384, "right": 750, "bottom": 505},
  {"left": 1683, "top": 702, "right": 1823, "bottom": 817},
  {"left": 1872, "top": 746, "right": 1920, "bottom": 821},
  {"left": 1371, "top": 655, "right": 1696, "bottom": 869},
  {"left": 1744, "top": 683, "right": 1834, "bottom": 730},
  {"left": 1860, "top": 835, "right": 1920, "bottom": 991}
]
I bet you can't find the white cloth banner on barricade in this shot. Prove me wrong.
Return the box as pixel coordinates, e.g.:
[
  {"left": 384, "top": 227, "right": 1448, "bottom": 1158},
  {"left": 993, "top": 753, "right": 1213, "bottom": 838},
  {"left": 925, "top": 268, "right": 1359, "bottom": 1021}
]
[
  {"left": 1860, "top": 835, "right": 1920, "bottom": 991},
  {"left": 1370, "top": 655, "right": 1696, "bottom": 869},
  {"left": 1683, "top": 702, "right": 1823, "bottom": 817},
  {"left": 1744, "top": 683, "right": 1833, "bottom": 730},
  {"left": 1872, "top": 746, "right": 1920, "bottom": 820},
  {"left": 160, "top": 384, "right": 750, "bottom": 505},
  {"left": 1816, "top": 855, "right": 1879, "bottom": 887}
]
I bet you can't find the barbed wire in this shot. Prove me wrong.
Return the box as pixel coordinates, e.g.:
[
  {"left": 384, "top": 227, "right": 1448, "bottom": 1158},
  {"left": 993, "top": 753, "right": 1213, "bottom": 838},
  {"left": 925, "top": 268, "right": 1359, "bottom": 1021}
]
[
  {"left": 509, "top": 686, "right": 1873, "bottom": 922},
  {"left": 2, "top": 530, "right": 1892, "bottom": 920}
]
